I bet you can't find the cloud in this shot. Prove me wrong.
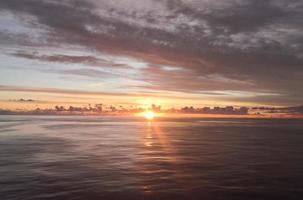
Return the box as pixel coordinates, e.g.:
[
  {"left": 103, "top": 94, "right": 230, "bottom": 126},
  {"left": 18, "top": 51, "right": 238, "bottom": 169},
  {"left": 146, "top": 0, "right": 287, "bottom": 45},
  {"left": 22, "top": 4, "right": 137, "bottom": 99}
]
[
  {"left": 0, "top": 84, "right": 204, "bottom": 100},
  {"left": 12, "top": 52, "right": 99, "bottom": 64},
  {"left": 0, "top": 0, "right": 303, "bottom": 105},
  {"left": 252, "top": 105, "right": 303, "bottom": 114},
  {"left": 22, "top": 98, "right": 34, "bottom": 102},
  {"left": 10, "top": 51, "right": 132, "bottom": 69},
  {"left": 11, "top": 98, "right": 35, "bottom": 102}
]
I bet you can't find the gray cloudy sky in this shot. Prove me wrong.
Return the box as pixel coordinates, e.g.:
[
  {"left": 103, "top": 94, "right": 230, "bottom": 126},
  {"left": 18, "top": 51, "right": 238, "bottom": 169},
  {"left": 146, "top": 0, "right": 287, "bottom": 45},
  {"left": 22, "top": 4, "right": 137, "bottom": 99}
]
[{"left": 0, "top": 0, "right": 302, "bottom": 107}]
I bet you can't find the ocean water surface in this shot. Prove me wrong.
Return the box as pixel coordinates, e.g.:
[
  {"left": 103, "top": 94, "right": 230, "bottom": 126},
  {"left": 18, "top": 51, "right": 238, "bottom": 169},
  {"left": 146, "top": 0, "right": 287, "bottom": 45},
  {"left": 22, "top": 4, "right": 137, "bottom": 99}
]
[{"left": 0, "top": 115, "right": 303, "bottom": 200}]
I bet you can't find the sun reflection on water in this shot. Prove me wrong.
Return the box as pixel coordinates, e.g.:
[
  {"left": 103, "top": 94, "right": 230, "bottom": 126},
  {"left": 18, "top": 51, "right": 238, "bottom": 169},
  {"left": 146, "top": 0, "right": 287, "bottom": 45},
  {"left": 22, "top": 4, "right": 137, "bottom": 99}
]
[{"left": 140, "top": 120, "right": 184, "bottom": 193}]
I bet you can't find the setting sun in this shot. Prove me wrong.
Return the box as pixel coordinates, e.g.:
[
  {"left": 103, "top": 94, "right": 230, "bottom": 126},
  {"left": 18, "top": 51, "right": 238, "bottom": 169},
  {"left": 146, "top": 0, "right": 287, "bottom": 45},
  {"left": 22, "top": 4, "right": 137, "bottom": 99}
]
[
  {"left": 143, "top": 111, "right": 156, "bottom": 120},
  {"left": 135, "top": 110, "right": 164, "bottom": 120}
]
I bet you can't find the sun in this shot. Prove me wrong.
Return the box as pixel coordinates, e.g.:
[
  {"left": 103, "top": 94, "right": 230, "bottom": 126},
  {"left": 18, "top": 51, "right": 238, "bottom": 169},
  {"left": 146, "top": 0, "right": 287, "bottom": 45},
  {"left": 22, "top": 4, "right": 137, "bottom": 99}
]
[
  {"left": 135, "top": 110, "right": 162, "bottom": 120},
  {"left": 143, "top": 111, "right": 156, "bottom": 120}
]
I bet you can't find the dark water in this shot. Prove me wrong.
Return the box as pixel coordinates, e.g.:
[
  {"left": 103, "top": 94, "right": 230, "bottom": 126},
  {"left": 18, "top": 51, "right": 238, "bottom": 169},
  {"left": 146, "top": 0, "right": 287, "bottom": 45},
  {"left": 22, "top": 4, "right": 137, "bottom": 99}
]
[{"left": 0, "top": 115, "right": 303, "bottom": 200}]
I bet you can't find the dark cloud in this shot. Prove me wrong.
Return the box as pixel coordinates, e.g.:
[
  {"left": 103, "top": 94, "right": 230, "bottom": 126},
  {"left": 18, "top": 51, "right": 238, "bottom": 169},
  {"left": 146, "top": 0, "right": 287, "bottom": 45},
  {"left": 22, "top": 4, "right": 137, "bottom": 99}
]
[
  {"left": 9, "top": 98, "right": 35, "bottom": 102},
  {"left": 12, "top": 52, "right": 100, "bottom": 64},
  {"left": 11, "top": 51, "right": 131, "bottom": 68},
  {"left": 252, "top": 105, "right": 303, "bottom": 114},
  {"left": 0, "top": 0, "right": 302, "bottom": 105}
]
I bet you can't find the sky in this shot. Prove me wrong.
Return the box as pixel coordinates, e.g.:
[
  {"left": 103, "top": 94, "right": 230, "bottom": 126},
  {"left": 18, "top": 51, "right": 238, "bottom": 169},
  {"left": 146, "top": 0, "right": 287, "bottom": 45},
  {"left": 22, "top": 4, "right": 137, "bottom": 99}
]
[{"left": 0, "top": 0, "right": 302, "bottom": 110}]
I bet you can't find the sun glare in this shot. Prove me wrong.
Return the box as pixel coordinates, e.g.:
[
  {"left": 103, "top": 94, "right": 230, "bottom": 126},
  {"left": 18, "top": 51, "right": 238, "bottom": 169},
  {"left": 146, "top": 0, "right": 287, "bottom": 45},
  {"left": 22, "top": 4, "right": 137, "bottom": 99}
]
[{"left": 143, "top": 111, "right": 156, "bottom": 120}]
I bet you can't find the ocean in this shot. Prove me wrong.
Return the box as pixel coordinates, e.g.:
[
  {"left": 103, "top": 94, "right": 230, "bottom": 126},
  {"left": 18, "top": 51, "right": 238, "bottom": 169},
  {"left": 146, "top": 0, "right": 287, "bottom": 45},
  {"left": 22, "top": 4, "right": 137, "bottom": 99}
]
[{"left": 0, "top": 115, "right": 303, "bottom": 200}]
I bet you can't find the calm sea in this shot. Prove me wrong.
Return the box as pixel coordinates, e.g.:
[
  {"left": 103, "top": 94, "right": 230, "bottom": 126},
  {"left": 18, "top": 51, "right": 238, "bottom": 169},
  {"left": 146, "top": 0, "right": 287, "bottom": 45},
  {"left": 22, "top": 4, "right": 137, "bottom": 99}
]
[{"left": 0, "top": 115, "right": 303, "bottom": 200}]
